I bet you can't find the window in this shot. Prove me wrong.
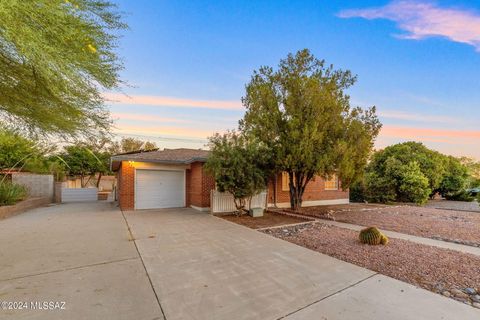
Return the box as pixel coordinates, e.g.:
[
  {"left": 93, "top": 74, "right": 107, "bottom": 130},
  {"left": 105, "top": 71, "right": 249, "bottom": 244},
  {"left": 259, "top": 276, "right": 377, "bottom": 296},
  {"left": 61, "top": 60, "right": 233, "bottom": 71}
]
[
  {"left": 281, "top": 172, "right": 290, "bottom": 191},
  {"left": 324, "top": 174, "right": 338, "bottom": 190}
]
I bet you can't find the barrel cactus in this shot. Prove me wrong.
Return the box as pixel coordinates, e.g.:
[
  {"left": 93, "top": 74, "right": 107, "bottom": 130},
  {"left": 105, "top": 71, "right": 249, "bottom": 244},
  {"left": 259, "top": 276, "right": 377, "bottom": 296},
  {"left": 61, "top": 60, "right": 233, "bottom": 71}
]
[{"left": 359, "top": 227, "right": 389, "bottom": 245}]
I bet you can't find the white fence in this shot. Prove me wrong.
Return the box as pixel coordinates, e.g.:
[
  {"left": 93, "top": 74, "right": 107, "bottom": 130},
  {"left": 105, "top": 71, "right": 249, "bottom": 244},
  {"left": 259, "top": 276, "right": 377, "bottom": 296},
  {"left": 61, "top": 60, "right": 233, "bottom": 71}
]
[
  {"left": 61, "top": 188, "right": 98, "bottom": 203},
  {"left": 210, "top": 190, "right": 267, "bottom": 214}
]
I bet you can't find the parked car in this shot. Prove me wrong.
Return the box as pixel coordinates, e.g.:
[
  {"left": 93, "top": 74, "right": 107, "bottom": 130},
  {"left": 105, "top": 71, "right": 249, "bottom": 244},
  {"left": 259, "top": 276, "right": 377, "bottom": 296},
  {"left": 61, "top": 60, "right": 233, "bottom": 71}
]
[{"left": 466, "top": 188, "right": 480, "bottom": 196}]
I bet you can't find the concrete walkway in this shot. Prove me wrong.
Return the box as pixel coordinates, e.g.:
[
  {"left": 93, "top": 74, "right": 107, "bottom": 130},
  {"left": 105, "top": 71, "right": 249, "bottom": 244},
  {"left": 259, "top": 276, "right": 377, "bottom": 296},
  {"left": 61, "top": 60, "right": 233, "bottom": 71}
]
[
  {"left": 0, "top": 202, "right": 163, "bottom": 320},
  {"left": 321, "top": 220, "right": 480, "bottom": 256},
  {"left": 124, "top": 207, "right": 480, "bottom": 320},
  {"left": 1, "top": 202, "right": 479, "bottom": 319}
]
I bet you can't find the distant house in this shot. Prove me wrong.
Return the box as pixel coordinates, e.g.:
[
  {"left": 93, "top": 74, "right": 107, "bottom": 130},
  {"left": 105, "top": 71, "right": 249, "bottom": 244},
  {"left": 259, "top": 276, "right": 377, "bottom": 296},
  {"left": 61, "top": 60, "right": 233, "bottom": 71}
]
[{"left": 110, "top": 148, "right": 349, "bottom": 211}]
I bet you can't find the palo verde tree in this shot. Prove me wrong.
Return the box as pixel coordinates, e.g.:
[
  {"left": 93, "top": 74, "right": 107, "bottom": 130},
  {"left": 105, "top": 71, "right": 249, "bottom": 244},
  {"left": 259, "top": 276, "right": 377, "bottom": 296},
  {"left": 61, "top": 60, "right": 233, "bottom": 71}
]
[
  {"left": 240, "top": 49, "right": 381, "bottom": 210},
  {"left": 205, "top": 132, "right": 272, "bottom": 215},
  {"left": 0, "top": 0, "right": 126, "bottom": 137}
]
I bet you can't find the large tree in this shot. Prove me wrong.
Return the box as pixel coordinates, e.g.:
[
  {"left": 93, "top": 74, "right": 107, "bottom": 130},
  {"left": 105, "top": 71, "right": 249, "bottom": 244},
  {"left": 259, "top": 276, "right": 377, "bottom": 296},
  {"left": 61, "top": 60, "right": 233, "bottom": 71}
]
[
  {"left": 240, "top": 49, "right": 381, "bottom": 210},
  {"left": 0, "top": 0, "right": 126, "bottom": 137}
]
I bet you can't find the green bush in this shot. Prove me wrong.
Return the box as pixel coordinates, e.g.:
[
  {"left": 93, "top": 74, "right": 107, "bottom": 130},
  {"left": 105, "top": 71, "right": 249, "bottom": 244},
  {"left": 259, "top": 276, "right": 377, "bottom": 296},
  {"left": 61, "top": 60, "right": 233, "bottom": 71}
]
[
  {"left": 397, "top": 161, "right": 431, "bottom": 204},
  {"left": 349, "top": 180, "right": 366, "bottom": 203},
  {"left": 445, "top": 190, "right": 475, "bottom": 202},
  {"left": 0, "top": 182, "right": 28, "bottom": 206}
]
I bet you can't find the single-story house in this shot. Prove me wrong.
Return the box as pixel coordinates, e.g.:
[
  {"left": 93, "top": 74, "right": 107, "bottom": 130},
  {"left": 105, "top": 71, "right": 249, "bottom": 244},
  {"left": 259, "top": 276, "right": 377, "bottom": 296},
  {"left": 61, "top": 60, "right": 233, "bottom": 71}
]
[{"left": 111, "top": 148, "right": 349, "bottom": 212}]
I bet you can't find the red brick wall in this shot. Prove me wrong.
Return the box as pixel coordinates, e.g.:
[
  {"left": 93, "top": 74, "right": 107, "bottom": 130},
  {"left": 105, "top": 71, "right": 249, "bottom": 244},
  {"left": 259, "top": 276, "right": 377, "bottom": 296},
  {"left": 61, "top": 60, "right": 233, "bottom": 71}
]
[
  {"left": 118, "top": 161, "right": 135, "bottom": 210},
  {"left": 267, "top": 173, "right": 349, "bottom": 205},
  {"left": 202, "top": 168, "right": 215, "bottom": 207},
  {"left": 187, "top": 162, "right": 215, "bottom": 208},
  {"left": 187, "top": 162, "right": 203, "bottom": 207}
]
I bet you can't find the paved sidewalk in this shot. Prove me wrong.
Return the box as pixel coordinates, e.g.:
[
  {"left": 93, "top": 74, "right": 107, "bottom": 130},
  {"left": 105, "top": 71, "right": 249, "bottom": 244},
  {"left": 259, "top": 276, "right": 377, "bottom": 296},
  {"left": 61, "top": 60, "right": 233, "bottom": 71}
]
[
  {"left": 125, "top": 207, "right": 480, "bottom": 320},
  {"left": 321, "top": 220, "right": 480, "bottom": 256}
]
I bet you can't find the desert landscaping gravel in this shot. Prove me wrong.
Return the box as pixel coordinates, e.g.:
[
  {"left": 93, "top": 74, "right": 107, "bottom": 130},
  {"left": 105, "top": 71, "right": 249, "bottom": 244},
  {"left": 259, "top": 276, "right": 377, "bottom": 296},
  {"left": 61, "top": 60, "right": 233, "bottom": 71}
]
[
  {"left": 262, "top": 223, "right": 480, "bottom": 308},
  {"left": 292, "top": 204, "right": 480, "bottom": 247}
]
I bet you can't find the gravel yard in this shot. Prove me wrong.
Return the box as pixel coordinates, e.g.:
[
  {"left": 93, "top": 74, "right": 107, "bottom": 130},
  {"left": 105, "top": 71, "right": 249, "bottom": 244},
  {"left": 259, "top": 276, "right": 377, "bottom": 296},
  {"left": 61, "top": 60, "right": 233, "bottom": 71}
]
[
  {"left": 220, "top": 210, "right": 312, "bottom": 229},
  {"left": 262, "top": 223, "right": 480, "bottom": 308},
  {"left": 290, "top": 204, "right": 480, "bottom": 247}
]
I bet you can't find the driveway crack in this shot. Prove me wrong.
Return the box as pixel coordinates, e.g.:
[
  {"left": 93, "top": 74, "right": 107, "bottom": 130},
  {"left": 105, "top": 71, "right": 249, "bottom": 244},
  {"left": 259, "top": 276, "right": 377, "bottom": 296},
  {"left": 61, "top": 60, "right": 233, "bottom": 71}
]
[
  {"left": 277, "top": 273, "right": 378, "bottom": 319},
  {"left": 0, "top": 257, "right": 139, "bottom": 282},
  {"left": 120, "top": 209, "right": 167, "bottom": 320}
]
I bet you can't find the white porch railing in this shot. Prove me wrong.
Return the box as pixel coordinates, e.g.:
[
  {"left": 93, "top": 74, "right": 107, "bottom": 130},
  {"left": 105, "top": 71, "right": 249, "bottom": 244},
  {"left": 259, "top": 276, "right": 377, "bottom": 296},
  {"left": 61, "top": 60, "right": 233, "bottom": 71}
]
[{"left": 210, "top": 190, "right": 267, "bottom": 214}]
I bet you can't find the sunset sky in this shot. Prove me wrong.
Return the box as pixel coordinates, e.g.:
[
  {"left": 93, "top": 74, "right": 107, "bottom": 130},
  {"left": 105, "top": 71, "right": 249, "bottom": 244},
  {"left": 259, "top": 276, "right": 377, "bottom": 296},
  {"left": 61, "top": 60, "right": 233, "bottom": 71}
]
[{"left": 108, "top": 0, "right": 480, "bottom": 159}]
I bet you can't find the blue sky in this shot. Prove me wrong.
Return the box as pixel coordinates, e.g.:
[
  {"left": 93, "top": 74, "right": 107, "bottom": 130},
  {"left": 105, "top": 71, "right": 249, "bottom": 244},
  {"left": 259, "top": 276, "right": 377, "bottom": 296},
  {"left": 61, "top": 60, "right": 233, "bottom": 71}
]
[{"left": 108, "top": 0, "right": 480, "bottom": 159}]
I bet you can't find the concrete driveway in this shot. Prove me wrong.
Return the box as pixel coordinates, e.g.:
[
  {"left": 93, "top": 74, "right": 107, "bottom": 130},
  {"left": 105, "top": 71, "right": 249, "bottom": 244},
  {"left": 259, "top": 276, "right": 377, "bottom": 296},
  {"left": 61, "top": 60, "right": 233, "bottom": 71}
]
[
  {"left": 125, "top": 207, "right": 480, "bottom": 320},
  {"left": 0, "top": 202, "right": 163, "bottom": 320},
  {"left": 1, "top": 202, "right": 479, "bottom": 320}
]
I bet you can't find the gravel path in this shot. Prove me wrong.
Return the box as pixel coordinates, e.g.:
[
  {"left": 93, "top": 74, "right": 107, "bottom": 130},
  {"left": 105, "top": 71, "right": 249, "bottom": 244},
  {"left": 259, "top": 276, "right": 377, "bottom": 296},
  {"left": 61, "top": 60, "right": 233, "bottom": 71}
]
[
  {"left": 294, "top": 205, "right": 480, "bottom": 247},
  {"left": 262, "top": 223, "right": 480, "bottom": 308}
]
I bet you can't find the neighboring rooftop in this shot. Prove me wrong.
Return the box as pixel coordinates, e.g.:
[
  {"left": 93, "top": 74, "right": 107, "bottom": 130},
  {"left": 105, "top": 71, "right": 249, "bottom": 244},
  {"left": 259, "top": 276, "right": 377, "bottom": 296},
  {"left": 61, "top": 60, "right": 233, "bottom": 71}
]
[{"left": 110, "top": 148, "right": 210, "bottom": 170}]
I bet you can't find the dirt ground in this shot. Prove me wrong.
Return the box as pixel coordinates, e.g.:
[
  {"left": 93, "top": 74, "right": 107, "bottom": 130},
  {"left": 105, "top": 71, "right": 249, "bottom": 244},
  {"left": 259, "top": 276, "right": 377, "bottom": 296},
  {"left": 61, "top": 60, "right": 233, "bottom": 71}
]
[
  {"left": 263, "top": 223, "right": 480, "bottom": 307},
  {"left": 290, "top": 204, "right": 480, "bottom": 247},
  {"left": 220, "top": 211, "right": 312, "bottom": 229}
]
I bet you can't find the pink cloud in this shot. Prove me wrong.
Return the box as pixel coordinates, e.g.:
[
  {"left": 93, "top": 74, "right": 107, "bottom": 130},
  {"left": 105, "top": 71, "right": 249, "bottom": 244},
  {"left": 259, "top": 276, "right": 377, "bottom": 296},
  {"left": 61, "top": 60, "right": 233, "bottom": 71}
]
[
  {"left": 113, "top": 124, "right": 225, "bottom": 139},
  {"left": 339, "top": 1, "right": 480, "bottom": 51},
  {"left": 104, "top": 93, "right": 243, "bottom": 111},
  {"left": 380, "top": 125, "right": 480, "bottom": 141},
  {"left": 111, "top": 112, "right": 194, "bottom": 124}
]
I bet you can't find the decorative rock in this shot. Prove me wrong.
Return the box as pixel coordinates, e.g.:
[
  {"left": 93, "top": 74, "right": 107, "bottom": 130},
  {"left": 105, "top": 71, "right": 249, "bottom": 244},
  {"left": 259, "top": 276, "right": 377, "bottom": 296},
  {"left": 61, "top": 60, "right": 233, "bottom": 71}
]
[
  {"left": 451, "top": 289, "right": 469, "bottom": 299},
  {"left": 464, "top": 288, "right": 477, "bottom": 295},
  {"left": 442, "top": 291, "right": 451, "bottom": 298},
  {"left": 471, "top": 295, "right": 480, "bottom": 303},
  {"left": 473, "top": 302, "right": 480, "bottom": 309}
]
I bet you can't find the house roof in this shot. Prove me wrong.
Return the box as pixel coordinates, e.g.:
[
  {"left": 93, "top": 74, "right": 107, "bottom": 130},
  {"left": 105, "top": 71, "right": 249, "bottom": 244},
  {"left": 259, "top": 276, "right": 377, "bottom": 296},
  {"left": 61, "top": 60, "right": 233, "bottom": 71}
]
[{"left": 110, "top": 148, "right": 210, "bottom": 170}]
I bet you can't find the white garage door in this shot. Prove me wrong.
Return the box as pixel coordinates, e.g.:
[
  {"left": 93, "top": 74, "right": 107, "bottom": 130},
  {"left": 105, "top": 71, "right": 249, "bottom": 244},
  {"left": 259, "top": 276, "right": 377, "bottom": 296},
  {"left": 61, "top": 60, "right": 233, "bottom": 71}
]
[{"left": 135, "top": 169, "right": 185, "bottom": 209}]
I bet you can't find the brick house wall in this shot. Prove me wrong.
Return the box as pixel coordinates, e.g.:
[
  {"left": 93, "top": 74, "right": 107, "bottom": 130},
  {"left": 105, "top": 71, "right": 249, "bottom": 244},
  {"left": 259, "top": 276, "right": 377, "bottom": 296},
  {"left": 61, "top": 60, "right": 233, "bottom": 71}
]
[
  {"left": 187, "top": 162, "right": 215, "bottom": 208},
  {"left": 118, "top": 161, "right": 135, "bottom": 210},
  {"left": 116, "top": 160, "right": 348, "bottom": 211},
  {"left": 267, "top": 173, "right": 349, "bottom": 206}
]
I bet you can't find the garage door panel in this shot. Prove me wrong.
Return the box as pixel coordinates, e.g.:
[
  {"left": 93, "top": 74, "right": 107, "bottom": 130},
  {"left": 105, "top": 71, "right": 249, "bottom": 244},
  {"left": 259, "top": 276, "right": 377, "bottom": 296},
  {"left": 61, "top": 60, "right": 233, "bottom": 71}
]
[{"left": 135, "top": 170, "right": 185, "bottom": 209}]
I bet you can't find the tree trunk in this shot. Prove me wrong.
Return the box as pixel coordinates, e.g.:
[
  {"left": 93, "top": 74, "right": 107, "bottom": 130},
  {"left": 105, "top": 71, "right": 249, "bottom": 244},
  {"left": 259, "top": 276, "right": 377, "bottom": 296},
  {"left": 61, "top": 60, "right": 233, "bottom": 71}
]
[
  {"left": 288, "top": 171, "right": 312, "bottom": 211},
  {"left": 233, "top": 197, "right": 246, "bottom": 216},
  {"left": 96, "top": 172, "right": 102, "bottom": 188},
  {"left": 273, "top": 173, "right": 278, "bottom": 208}
]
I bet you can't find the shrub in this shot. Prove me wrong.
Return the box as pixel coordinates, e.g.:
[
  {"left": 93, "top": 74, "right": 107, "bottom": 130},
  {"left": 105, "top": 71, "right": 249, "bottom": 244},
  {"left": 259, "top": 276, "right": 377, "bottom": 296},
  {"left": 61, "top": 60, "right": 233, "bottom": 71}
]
[
  {"left": 445, "top": 190, "right": 475, "bottom": 202},
  {"left": 359, "top": 226, "right": 389, "bottom": 245},
  {"left": 349, "top": 180, "right": 366, "bottom": 203},
  {"left": 364, "top": 171, "right": 396, "bottom": 203},
  {"left": 397, "top": 161, "right": 431, "bottom": 204},
  {"left": 0, "top": 182, "right": 28, "bottom": 206}
]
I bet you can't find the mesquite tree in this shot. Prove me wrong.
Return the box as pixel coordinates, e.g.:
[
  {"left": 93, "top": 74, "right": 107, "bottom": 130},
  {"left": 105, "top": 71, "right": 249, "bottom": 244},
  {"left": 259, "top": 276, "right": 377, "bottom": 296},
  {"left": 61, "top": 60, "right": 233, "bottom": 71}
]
[{"left": 240, "top": 49, "right": 381, "bottom": 210}]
